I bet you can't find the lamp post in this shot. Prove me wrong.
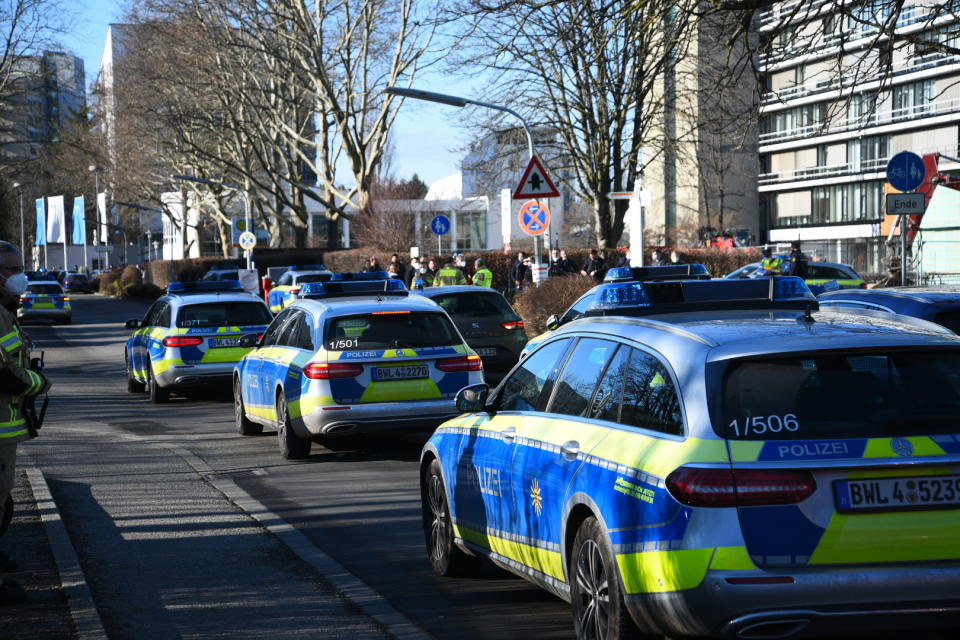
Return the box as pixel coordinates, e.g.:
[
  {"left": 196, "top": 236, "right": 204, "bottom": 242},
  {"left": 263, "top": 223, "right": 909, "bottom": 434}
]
[
  {"left": 385, "top": 86, "right": 550, "bottom": 263},
  {"left": 171, "top": 174, "right": 252, "bottom": 269},
  {"left": 12, "top": 182, "right": 24, "bottom": 263}
]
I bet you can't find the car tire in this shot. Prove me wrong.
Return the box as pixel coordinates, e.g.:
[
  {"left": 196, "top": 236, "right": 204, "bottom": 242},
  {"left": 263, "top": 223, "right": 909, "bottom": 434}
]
[
  {"left": 422, "top": 458, "right": 480, "bottom": 577},
  {"left": 125, "top": 353, "right": 145, "bottom": 394},
  {"left": 148, "top": 368, "right": 169, "bottom": 403},
  {"left": 234, "top": 377, "right": 262, "bottom": 436},
  {"left": 276, "top": 394, "right": 310, "bottom": 459},
  {"left": 570, "top": 517, "right": 640, "bottom": 640}
]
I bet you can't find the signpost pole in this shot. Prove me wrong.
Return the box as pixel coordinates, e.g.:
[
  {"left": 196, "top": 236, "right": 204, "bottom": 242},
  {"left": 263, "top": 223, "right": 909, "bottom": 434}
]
[{"left": 901, "top": 216, "right": 908, "bottom": 285}]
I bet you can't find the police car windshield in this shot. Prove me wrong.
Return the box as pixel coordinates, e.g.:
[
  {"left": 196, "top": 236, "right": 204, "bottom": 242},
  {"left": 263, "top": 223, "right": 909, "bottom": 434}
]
[
  {"left": 175, "top": 302, "right": 271, "bottom": 328},
  {"left": 27, "top": 284, "right": 62, "bottom": 294},
  {"left": 326, "top": 312, "right": 460, "bottom": 351},
  {"left": 719, "top": 350, "right": 960, "bottom": 440},
  {"left": 431, "top": 293, "right": 514, "bottom": 318}
]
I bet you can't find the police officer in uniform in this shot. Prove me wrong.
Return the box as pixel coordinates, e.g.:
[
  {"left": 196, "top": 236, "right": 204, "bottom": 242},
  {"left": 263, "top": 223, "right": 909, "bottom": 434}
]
[
  {"left": 760, "top": 246, "right": 784, "bottom": 275},
  {"left": 472, "top": 258, "right": 493, "bottom": 288},
  {"left": 0, "top": 241, "right": 51, "bottom": 605},
  {"left": 433, "top": 259, "right": 467, "bottom": 286}
]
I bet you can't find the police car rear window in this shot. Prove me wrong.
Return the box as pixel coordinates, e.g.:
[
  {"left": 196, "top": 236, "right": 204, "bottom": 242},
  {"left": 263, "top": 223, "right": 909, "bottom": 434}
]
[
  {"left": 719, "top": 350, "right": 960, "bottom": 440},
  {"left": 326, "top": 312, "right": 460, "bottom": 351},
  {"left": 431, "top": 293, "right": 514, "bottom": 318},
  {"left": 295, "top": 274, "right": 332, "bottom": 284},
  {"left": 27, "top": 284, "right": 62, "bottom": 294},
  {"left": 175, "top": 302, "right": 271, "bottom": 328}
]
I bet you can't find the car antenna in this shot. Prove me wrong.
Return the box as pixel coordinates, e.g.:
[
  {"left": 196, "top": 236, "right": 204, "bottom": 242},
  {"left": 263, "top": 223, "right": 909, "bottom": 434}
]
[{"left": 801, "top": 304, "right": 815, "bottom": 323}]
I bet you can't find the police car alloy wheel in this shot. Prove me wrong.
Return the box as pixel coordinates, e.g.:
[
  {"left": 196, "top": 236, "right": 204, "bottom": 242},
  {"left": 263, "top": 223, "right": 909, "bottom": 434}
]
[
  {"left": 422, "top": 458, "right": 479, "bottom": 577},
  {"left": 570, "top": 517, "right": 637, "bottom": 640},
  {"left": 148, "top": 367, "right": 169, "bottom": 403},
  {"left": 125, "top": 352, "right": 145, "bottom": 394},
  {"left": 234, "top": 376, "right": 262, "bottom": 436},
  {"left": 276, "top": 395, "right": 311, "bottom": 459}
]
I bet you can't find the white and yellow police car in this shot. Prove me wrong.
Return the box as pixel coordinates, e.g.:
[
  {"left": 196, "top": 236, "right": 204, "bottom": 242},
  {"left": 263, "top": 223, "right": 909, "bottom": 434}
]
[
  {"left": 18, "top": 281, "right": 72, "bottom": 324},
  {"left": 422, "top": 276, "right": 960, "bottom": 640},
  {"left": 266, "top": 264, "right": 333, "bottom": 314},
  {"left": 124, "top": 281, "right": 272, "bottom": 403},
  {"left": 234, "top": 274, "right": 484, "bottom": 459}
]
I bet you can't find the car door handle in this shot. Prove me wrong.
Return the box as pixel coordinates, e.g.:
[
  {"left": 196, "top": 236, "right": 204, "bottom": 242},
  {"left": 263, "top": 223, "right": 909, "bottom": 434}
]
[
  {"left": 561, "top": 440, "right": 580, "bottom": 461},
  {"left": 502, "top": 427, "right": 516, "bottom": 443}
]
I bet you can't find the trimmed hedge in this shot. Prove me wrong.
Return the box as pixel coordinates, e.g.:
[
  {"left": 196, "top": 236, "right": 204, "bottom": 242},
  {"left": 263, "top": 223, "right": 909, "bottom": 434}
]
[{"left": 514, "top": 275, "right": 596, "bottom": 336}]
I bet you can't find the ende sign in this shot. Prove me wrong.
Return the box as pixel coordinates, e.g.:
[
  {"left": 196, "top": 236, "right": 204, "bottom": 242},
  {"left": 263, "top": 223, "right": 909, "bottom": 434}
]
[{"left": 886, "top": 192, "right": 926, "bottom": 216}]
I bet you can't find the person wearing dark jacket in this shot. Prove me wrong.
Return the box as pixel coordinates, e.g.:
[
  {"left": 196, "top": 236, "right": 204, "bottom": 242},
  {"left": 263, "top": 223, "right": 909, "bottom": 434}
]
[
  {"left": 549, "top": 248, "right": 576, "bottom": 277},
  {"left": 580, "top": 249, "right": 607, "bottom": 282},
  {"left": 510, "top": 252, "right": 530, "bottom": 297}
]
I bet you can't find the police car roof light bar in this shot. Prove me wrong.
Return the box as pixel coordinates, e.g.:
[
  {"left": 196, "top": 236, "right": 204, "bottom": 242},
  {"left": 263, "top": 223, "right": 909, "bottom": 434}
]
[
  {"left": 289, "top": 264, "right": 327, "bottom": 272},
  {"left": 167, "top": 280, "right": 245, "bottom": 294},
  {"left": 332, "top": 271, "right": 390, "bottom": 281},
  {"left": 603, "top": 264, "right": 711, "bottom": 283},
  {"left": 299, "top": 278, "right": 408, "bottom": 299},
  {"left": 587, "top": 276, "right": 817, "bottom": 317}
]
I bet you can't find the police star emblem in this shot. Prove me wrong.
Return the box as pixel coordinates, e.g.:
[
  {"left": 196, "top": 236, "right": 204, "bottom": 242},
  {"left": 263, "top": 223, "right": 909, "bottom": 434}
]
[{"left": 530, "top": 478, "right": 543, "bottom": 516}]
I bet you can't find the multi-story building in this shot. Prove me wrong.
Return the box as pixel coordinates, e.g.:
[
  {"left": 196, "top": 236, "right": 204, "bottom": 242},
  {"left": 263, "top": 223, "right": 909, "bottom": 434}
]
[{"left": 757, "top": 0, "right": 960, "bottom": 276}]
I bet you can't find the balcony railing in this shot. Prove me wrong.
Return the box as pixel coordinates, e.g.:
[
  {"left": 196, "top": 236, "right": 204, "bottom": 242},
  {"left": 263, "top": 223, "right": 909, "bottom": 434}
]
[
  {"left": 759, "top": 96, "right": 960, "bottom": 145},
  {"left": 759, "top": 143, "right": 960, "bottom": 186},
  {"left": 761, "top": 51, "right": 958, "bottom": 106}
]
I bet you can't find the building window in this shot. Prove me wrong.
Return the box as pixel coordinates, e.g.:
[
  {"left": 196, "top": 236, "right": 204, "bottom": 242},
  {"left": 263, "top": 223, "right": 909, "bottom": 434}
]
[
  {"left": 893, "top": 80, "right": 934, "bottom": 119},
  {"left": 764, "top": 103, "right": 827, "bottom": 136},
  {"left": 847, "top": 135, "right": 889, "bottom": 171},
  {"left": 847, "top": 91, "right": 878, "bottom": 125},
  {"left": 456, "top": 210, "right": 486, "bottom": 251},
  {"left": 808, "top": 181, "right": 885, "bottom": 225}
]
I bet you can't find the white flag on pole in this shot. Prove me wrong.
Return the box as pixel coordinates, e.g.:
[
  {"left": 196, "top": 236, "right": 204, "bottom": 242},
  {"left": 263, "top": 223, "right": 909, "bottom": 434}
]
[
  {"left": 97, "top": 192, "right": 108, "bottom": 244},
  {"left": 47, "top": 195, "right": 66, "bottom": 244}
]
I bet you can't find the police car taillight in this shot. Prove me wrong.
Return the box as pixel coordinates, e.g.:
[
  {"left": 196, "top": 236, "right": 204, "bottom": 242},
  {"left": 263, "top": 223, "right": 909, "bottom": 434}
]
[
  {"left": 289, "top": 288, "right": 300, "bottom": 295},
  {"left": 436, "top": 354, "right": 483, "bottom": 372},
  {"left": 163, "top": 336, "right": 204, "bottom": 347},
  {"left": 303, "top": 362, "right": 363, "bottom": 379},
  {"left": 666, "top": 467, "right": 815, "bottom": 507},
  {"left": 501, "top": 320, "right": 525, "bottom": 330}
]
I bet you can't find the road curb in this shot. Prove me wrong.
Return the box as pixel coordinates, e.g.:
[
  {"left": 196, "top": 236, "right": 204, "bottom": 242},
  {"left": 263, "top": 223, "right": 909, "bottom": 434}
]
[{"left": 21, "top": 454, "right": 108, "bottom": 640}]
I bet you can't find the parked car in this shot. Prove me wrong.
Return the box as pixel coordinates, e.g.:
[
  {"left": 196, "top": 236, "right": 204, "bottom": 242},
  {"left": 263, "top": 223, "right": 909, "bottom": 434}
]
[
  {"left": 413, "top": 285, "right": 527, "bottom": 383},
  {"left": 60, "top": 272, "right": 94, "bottom": 294},
  {"left": 819, "top": 285, "right": 960, "bottom": 333},
  {"left": 725, "top": 259, "right": 866, "bottom": 293}
]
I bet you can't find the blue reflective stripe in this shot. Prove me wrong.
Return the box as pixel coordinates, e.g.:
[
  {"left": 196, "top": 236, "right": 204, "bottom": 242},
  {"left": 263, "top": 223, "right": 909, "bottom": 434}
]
[
  {"left": 0, "top": 331, "right": 21, "bottom": 352},
  {"left": 0, "top": 422, "right": 28, "bottom": 437}
]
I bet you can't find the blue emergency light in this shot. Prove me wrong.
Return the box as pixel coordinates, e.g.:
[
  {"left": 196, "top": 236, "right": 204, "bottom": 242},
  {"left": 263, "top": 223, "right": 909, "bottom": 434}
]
[
  {"left": 587, "top": 276, "right": 816, "bottom": 316},
  {"left": 603, "top": 264, "right": 711, "bottom": 283},
  {"left": 167, "top": 280, "right": 245, "bottom": 294},
  {"left": 299, "top": 277, "right": 407, "bottom": 299},
  {"left": 331, "top": 271, "right": 389, "bottom": 281},
  {"left": 288, "top": 264, "right": 327, "bottom": 271}
]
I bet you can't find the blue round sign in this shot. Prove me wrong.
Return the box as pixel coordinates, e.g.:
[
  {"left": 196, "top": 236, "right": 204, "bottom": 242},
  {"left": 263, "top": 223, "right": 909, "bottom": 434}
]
[
  {"left": 886, "top": 151, "right": 926, "bottom": 192},
  {"left": 430, "top": 215, "right": 450, "bottom": 236}
]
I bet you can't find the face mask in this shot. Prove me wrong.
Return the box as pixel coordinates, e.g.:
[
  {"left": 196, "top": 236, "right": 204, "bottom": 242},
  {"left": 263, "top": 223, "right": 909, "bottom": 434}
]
[{"left": 3, "top": 272, "right": 28, "bottom": 295}]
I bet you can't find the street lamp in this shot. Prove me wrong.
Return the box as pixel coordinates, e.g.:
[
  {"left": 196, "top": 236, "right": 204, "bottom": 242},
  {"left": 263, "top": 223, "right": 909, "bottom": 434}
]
[
  {"left": 12, "top": 182, "right": 24, "bottom": 262},
  {"left": 385, "top": 86, "right": 550, "bottom": 262},
  {"left": 171, "top": 174, "right": 252, "bottom": 269}
]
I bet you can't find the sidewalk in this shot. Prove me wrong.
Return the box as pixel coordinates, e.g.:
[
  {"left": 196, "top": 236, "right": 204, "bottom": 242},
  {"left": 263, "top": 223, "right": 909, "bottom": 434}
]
[{"left": 0, "top": 467, "right": 83, "bottom": 639}]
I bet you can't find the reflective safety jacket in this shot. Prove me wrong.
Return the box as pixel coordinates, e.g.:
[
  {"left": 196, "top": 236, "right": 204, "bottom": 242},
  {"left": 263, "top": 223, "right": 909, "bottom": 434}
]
[
  {"left": 472, "top": 268, "right": 493, "bottom": 288},
  {"left": 0, "top": 292, "right": 48, "bottom": 443},
  {"left": 760, "top": 256, "right": 784, "bottom": 275},
  {"left": 433, "top": 265, "right": 467, "bottom": 287}
]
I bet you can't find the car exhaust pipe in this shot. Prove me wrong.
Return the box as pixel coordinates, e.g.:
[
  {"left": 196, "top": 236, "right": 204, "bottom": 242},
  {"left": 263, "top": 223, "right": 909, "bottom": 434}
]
[
  {"left": 734, "top": 619, "right": 810, "bottom": 639},
  {"left": 174, "top": 376, "right": 200, "bottom": 385},
  {"left": 325, "top": 424, "right": 357, "bottom": 434}
]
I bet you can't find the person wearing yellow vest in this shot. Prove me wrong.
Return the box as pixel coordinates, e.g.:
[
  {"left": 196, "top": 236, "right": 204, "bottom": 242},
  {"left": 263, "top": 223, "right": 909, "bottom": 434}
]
[
  {"left": 760, "top": 246, "right": 784, "bottom": 275},
  {"left": 0, "top": 241, "right": 50, "bottom": 605},
  {"left": 472, "top": 258, "right": 493, "bottom": 288},
  {"left": 433, "top": 260, "right": 467, "bottom": 286}
]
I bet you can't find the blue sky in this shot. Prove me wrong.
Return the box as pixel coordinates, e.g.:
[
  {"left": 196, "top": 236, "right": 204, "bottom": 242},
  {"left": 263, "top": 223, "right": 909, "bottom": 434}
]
[{"left": 63, "top": 1, "right": 464, "bottom": 187}]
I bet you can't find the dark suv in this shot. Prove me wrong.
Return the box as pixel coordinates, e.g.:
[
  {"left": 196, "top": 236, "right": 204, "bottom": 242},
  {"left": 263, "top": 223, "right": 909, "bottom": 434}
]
[{"left": 414, "top": 285, "right": 527, "bottom": 382}]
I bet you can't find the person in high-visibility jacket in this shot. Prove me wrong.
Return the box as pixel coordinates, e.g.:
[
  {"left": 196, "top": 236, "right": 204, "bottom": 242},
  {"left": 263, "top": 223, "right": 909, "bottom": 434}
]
[
  {"left": 760, "top": 247, "right": 784, "bottom": 275},
  {"left": 0, "top": 241, "right": 51, "bottom": 605},
  {"left": 433, "top": 261, "right": 467, "bottom": 286},
  {"left": 472, "top": 258, "right": 493, "bottom": 288}
]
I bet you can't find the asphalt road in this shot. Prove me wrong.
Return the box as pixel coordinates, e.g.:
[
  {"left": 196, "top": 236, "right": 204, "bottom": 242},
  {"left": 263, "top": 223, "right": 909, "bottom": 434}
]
[{"left": 20, "top": 294, "right": 574, "bottom": 639}]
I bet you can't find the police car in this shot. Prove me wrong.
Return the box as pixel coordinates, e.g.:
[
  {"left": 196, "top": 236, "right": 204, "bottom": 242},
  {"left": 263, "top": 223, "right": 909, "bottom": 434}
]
[
  {"left": 233, "top": 274, "right": 484, "bottom": 459},
  {"left": 819, "top": 285, "right": 960, "bottom": 334},
  {"left": 521, "top": 264, "right": 711, "bottom": 358},
  {"left": 124, "top": 281, "right": 272, "bottom": 403},
  {"left": 18, "top": 281, "right": 72, "bottom": 324},
  {"left": 421, "top": 276, "right": 960, "bottom": 640},
  {"left": 266, "top": 264, "right": 334, "bottom": 313}
]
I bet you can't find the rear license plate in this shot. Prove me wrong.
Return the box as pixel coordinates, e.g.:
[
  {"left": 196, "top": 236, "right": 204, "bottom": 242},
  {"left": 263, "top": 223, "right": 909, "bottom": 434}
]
[
  {"left": 211, "top": 337, "right": 242, "bottom": 348},
  {"left": 374, "top": 365, "right": 428, "bottom": 381},
  {"left": 475, "top": 348, "right": 497, "bottom": 357},
  {"left": 834, "top": 475, "right": 960, "bottom": 513}
]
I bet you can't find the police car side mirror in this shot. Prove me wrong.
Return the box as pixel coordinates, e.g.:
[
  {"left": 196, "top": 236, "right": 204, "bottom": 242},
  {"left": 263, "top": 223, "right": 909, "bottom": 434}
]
[
  {"left": 456, "top": 384, "right": 489, "bottom": 413},
  {"left": 545, "top": 314, "right": 561, "bottom": 331},
  {"left": 124, "top": 318, "right": 140, "bottom": 329},
  {"left": 239, "top": 333, "right": 259, "bottom": 349}
]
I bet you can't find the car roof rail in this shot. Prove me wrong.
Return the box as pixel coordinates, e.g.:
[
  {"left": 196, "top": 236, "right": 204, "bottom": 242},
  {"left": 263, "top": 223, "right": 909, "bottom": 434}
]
[{"left": 585, "top": 276, "right": 817, "bottom": 317}]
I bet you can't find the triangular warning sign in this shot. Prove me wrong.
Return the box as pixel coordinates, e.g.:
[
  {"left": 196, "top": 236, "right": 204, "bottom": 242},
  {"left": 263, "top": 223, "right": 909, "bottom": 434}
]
[{"left": 514, "top": 155, "right": 561, "bottom": 199}]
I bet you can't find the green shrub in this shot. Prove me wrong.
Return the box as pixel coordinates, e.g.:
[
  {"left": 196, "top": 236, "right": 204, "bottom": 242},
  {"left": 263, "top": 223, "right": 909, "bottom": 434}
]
[
  {"left": 514, "top": 275, "right": 596, "bottom": 336},
  {"left": 650, "top": 247, "right": 761, "bottom": 277},
  {"left": 97, "top": 269, "right": 122, "bottom": 296},
  {"left": 125, "top": 283, "right": 164, "bottom": 300}
]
